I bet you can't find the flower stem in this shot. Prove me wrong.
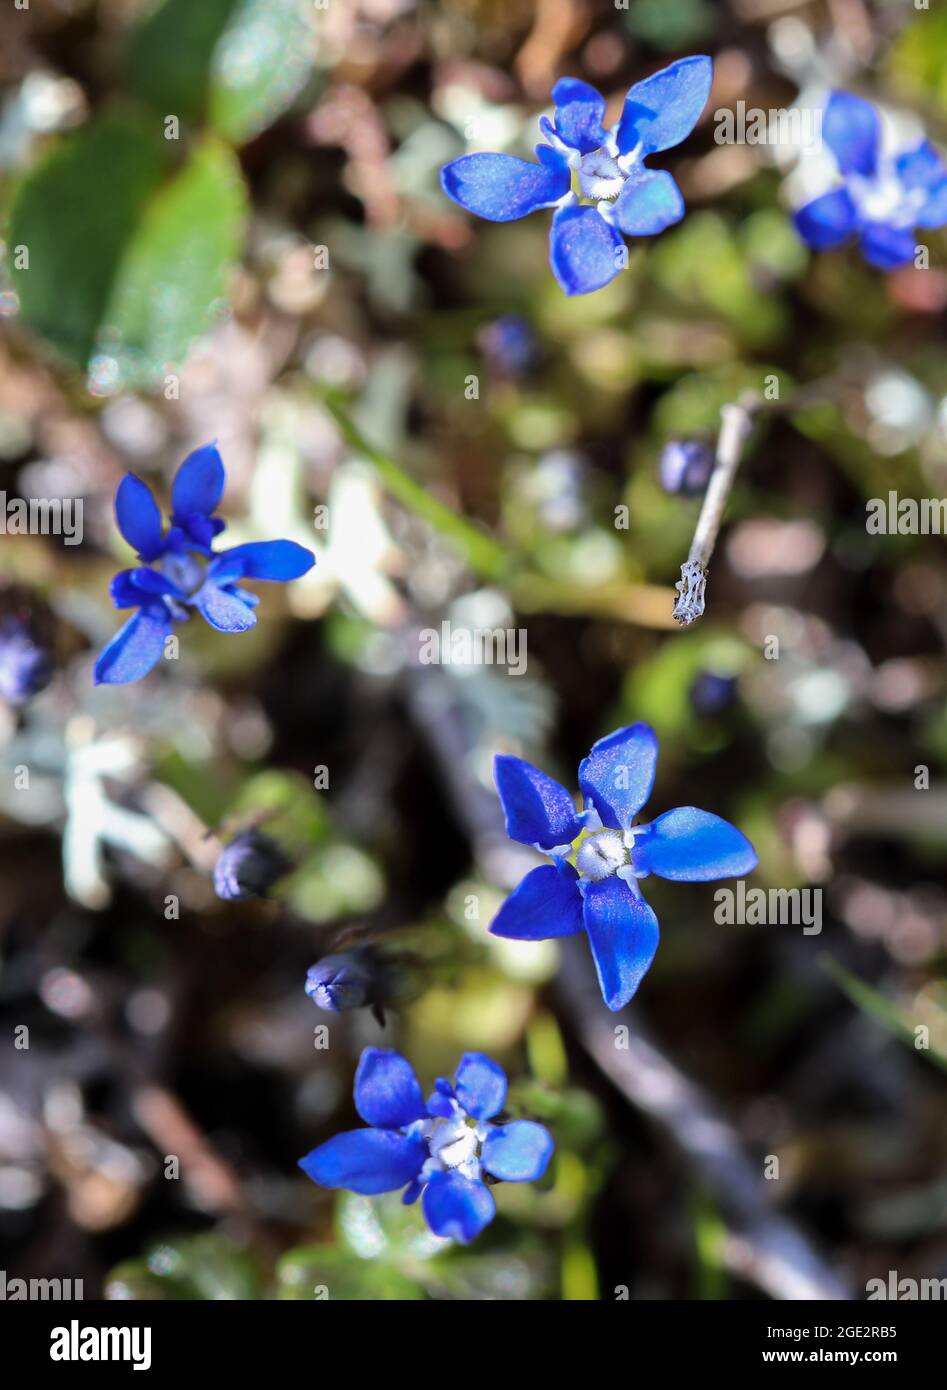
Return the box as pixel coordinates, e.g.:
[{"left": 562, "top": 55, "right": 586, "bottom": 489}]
[{"left": 321, "top": 391, "right": 510, "bottom": 582}]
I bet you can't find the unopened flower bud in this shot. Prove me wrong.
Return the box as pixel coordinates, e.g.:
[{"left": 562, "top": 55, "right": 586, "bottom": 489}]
[
  {"left": 213, "top": 829, "right": 289, "bottom": 901},
  {"left": 659, "top": 440, "right": 714, "bottom": 497},
  {"left": 0, "top": 620, "right": 52, "bottom": 705},
  {"left": 690, "top": 670, "right": 738, "bottom": 715},
  {"left": 304, "top": 952, "right": 373, "bottom": 1012}
]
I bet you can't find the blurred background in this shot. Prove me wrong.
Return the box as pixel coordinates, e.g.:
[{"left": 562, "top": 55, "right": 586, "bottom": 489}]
[{"left": 0, "top": 0, "right": 945, "bottom": 1301}]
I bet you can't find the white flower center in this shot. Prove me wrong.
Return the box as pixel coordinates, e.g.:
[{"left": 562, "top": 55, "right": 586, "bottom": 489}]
[
  {"left": 850, "top": 166, "right": 925, "bottom": 229},
  {"left": 575, "top": 829, "right": 628, "bottom": 881},
  {"left": 577, "top": 149, "right": 625, "bottom": 201},
  {"left": 421, "top": 1109, "right": 487, "bottom": 1185}
]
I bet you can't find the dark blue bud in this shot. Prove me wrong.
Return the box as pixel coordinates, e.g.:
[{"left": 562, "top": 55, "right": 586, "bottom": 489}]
[
  {"left": 304, "top": 952, "right": 373, "bottom": 1012},
  {"left": 478, "top": 315, "right": 537, "bottom": 377},
  {"left": 659, "top": 440, "right": 714, "bottom": 497},
  {"left": 689, "top": 671, "right": 738, "bottom": 715},
  {"left": 0, "top": 621, "right": 53, "bottom": 705},
  {"left": 213, "top": 829, "right": 289, "bottom": 901}
]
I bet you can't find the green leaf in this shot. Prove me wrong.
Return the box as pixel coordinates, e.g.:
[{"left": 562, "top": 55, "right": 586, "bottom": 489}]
[
  {"left": 105, "top": 1234, "right": 261, "bottom": 1300},
  {"left": 7, "top": 115, "right": 168, "bottom": 369},
  {"left": 8, "top": 121, "right": 246, "bottom": 390},
  {"left": 208, "top": 0, "right": 317, "bottom": 143},
  {"left": 125, "top": 0, "right": 240, "bottom": 122},
  {"left": 276, "top": 1244, "right": 424, "bottom": 1300},
  {"left": 97, "top": 137, "right": 246, "bottom": 391},
  {"left": 125, "top": 0, "right": 315, "bottom": 142},
  {"left": 822, "top": 957, "right": 947, "bottom": 1075}
]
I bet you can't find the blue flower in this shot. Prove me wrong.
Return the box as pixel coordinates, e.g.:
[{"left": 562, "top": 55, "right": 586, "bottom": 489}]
[
  {"left": 793, "top": 92, "right": 947, "bottom": 270},
  {"left": 490, "top": 723, "right": 757, "bottom": 1011},
  {"left": 441, "top": 57, "right": 713, "bottom": 295},
  {"left": 94, "top": 443, "right": 315, "bottom": 685},
  {"left": 299, "top": 1047, "right": 554, "bottom": 1244}
]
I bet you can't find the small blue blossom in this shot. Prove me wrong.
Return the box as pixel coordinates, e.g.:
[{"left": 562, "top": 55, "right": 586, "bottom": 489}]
[
  {"left": 0, "top": 619, "right": 53, "bottom": 704},
  {"left": 441, "top": 57, "right": 713, "bottom": 295},
  {"left": 94, "top": 443, "right": 315, "bottom": 685},
  {"left": 490, "top": 723, "right": 757, "bottom": 1011},
  {"left": 299, "top": 1047, "right": 554, "bottom": 1243},
  {"left": 794, "top": 92, "right": 947, "bottom": 270}
]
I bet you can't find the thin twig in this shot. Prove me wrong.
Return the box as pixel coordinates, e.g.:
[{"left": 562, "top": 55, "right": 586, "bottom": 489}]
[
  {"left": 554, "top": 938, "right": 851, "bottom": 1300},
  {"left": 672, "top": 394, "right": 759, "bottom": 627}
]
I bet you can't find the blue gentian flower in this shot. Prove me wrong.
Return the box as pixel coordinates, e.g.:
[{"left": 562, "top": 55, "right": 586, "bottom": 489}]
[
  {"left": 299, "top": 1047, "right": 554, "bottom": 1244},
  {"left": 440, "top": 57, "right": 713, "bottom": 295},
  {"left": 94, "top": 443, "right": 315, "bottom": 685},
  {"left": 794, "top": 92, "right": 947, "bottom": 270},
  {"left": 490, "top": 723, "right": 757, "bottom": 1011},
  {"left": 0, "top": 619, "right": 53, "bottom": 704}
]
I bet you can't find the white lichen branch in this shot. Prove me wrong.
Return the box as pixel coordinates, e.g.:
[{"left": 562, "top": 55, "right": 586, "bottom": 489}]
[{"left": 673, "top": 393, "right": 759, "bottom": 626}]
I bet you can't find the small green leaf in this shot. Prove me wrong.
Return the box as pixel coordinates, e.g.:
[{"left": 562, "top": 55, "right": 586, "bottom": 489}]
[
  {"left": 208, "top": 0, "right": 316, "bottom": 144},
  {"left": 8, "top": 115, "right": 168, "bottom": 369},
  {"left": 97, "top": 137, "right": 246, "bottom": 391},
  {"left": 125, "top": 0, "right": 240, "bottom": 122},
  {"left": 7, "top": 122, "right": 246, "bottom": 391},
  {"left": 822, "top": 957, "right": 947, "bottom": 1075},
  {"left": 276, "top": 1243, "right": 424, "bottom": 1300}
]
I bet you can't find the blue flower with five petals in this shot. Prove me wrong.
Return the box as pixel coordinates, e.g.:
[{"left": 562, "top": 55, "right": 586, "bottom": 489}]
[
  {"left": 440, "top": 57, "right": 713, "bottom": 295},
  {"left": 794, "top": 91, "right": 947, "bottom": 270},
  {"left": 94, "top": 443, "right": 315, "bottom": 685},
  {"left": 299, "top": 1047, "right": 554, "bottom": 1244},
  {"left": 490, "top": 723, "right": 757, "bottom": 1011}
]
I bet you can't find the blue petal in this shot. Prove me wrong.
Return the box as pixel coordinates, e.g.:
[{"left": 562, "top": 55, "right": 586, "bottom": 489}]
[
  {"left": 482, "top": 1120, "right": 554, "bottom": 1182},
  {"left": 578, "top": 722, "right": 659, "bottom": 830},
  {"left": 551, "top": 77, "right": 607, "bottom": 154},
  {"left": 422, "top": 1172, "right": 495, "bottom": 1243},
  {"left": 549, "top": 204, "right": 625, "bottom": 296},
  {"left": 194, "top": 583, "right": 257, "bottom": 633},
  {"left": 917, "top": 181, "right": 947, "bottom": 229},
  {"left": 896, "top": 140, "right": 945, "bottom": 192},
  {"left": 209, "top": 540, "right": 315, "bottom": 583},
  {"left": 441, "top": 151, "right": 570, "bottom": 222},
  {"left": 634, "top": 806, "right": 757, "bottom": 881},
  {"left": 93, "top": 604, "right": 170, "bottom": 686},
  {"left": 454, "top": 1052, "right": 506, "bottom": 1120},
  {"left": 822, "top": 91, "right": 879, "bottom": 177},
  {"left": 110, "top": 567, "right": 186, "bottom": 609},
  {"left": 793, "top": 187, "right": 856, "bottom": 249},
  {"left": 171, "top": 442, "right": 225, "bottom": 520},
  {"left": 895, "top": 142, "right": 947, "bottom": 225},
  {"left": 115, "top": 475, "right": 164, "bottom": 561},
  {"left": 615, "top": 55, "right": 713, "bottom": 157},
  {"left": 582, "top": 878, "right": 660, "bottom": 1012},
  {"left": 299, "top": 1128, "right": 426, "bottom": 1195},
  {"left": 860, "top": 222, "right": 917, "bottom": 271},
  {"left": 353, "top": 1048, "right": 427, "bottom": 1129},
  {"left": 613, "top": 167, "right": 684, "bottom": 236},
  {"left": 490, "top": 863, "right": 584, "bottom": 940},
  {"left": 494, "top": 753, "right": 581, "bottom": 851}
]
